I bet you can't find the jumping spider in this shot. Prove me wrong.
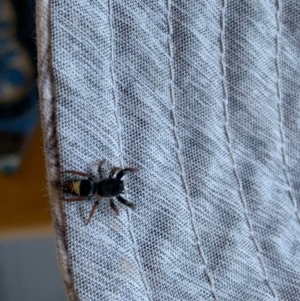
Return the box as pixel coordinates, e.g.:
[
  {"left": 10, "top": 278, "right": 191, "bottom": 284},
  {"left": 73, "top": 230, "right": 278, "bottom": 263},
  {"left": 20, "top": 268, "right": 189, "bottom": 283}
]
[{"left": 59, "top": 159, "right": 138, "bottom": 224}]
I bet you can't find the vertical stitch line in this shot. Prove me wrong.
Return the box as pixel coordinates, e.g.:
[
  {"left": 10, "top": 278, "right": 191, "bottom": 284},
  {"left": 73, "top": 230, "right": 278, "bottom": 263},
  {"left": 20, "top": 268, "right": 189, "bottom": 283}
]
[
  {"left": 166, "top": 1, "right": 219, "bottom": 300},
  {"left": 220, "top": 0, "right": 278, "bottom": 299},
  {"left": 275, "top": 0, "right": 300, "bottom": 224},
  {"left": 108, "top": 1, "right": 152, "bottom": 300}
]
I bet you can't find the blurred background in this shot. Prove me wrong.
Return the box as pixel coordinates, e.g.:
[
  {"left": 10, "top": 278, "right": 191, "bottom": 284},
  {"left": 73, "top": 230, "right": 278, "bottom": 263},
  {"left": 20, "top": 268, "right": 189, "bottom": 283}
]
[{"left": 0, "top": 0, "right": 66, "bottom": 300}]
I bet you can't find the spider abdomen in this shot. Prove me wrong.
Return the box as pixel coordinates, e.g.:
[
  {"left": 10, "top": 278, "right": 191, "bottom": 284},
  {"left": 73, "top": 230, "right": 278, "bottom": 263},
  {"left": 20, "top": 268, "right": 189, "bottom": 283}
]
[
  {"left": 63, "top": 179, "right": 94, "bottom": 196},
  {"left": 97, "top": 179, "right": 124, "bottom": 197}
]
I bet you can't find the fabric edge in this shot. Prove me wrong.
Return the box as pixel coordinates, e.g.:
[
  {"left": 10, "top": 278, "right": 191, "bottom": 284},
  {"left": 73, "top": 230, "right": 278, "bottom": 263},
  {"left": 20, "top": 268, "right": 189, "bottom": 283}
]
[{"left": 35, "top": 1, "right": 78, "bottom": 300}]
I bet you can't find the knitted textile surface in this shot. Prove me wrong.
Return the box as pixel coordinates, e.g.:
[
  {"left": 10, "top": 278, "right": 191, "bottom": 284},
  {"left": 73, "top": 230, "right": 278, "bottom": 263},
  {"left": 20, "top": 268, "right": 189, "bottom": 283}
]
[{"left": 36, "top": 1, "right": 300, "bottom": 300}]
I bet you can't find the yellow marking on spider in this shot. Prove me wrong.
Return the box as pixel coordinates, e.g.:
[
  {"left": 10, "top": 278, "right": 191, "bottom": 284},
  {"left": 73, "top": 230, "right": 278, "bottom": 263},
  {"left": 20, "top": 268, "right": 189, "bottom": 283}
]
[{"left": 71, "top": 181, "right": 81, "bottom": 195}]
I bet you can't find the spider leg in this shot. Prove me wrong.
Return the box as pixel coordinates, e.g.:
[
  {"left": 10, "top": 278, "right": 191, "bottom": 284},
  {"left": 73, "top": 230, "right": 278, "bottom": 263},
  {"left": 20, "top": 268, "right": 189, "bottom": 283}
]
[
  {"left": 64, "top": 196, "right": 87, "bottom": 202},
  {"left": 98, "top": 159, "right": 106, "bottom": 178},
  {"left": 116, "top": 167, "right": 139, "bottom": 179},
  {"left": 109, "top": 199, "right": 119, "bottom": 215},
  {"left": 109, "top": 167, "right": 121, "bottom": 178},
  {"left": 62, "top": 170, "right": 89, "bottom": 177},
  {"left": 117, "top": 196, "right": 136, "bottom": 209},
  {"left": 85, "top": 198, "right": 102, "bottom": 225}
]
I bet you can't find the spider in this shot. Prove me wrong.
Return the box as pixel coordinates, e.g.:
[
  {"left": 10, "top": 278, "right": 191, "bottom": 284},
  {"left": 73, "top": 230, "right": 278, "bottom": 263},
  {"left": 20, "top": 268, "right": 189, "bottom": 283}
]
[{"left": 59, "top": 159, "right": 138, "bottom": 224}]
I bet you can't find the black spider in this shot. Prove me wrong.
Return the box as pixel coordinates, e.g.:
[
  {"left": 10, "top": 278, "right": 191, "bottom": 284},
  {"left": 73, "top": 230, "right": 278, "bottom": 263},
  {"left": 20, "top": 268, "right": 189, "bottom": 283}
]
[{"left": 59, "top": 159, "right": 138, "bottom": 224}]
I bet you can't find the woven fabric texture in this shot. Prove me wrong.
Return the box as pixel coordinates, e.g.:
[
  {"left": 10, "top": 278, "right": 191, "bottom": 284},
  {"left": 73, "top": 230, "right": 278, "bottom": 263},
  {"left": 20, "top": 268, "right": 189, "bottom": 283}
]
[{"left": 37, "top": 0, "right": 300, "bottom": 300}]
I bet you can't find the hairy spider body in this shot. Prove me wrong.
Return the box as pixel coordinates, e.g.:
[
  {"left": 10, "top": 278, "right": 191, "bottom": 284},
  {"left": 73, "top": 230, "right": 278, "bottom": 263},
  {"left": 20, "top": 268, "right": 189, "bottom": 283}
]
[
  {"left": 60, "top": 160, "right": 137, "bottom": 224},
  {"left": 97, "top": 179, "right": 125, "bottom": 197}
]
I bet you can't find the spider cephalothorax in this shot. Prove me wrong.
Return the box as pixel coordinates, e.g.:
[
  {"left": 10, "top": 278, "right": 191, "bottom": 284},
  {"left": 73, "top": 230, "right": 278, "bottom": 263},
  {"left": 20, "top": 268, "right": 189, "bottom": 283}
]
[{"left": 59, "top": 159, "right": 138, "bottom": 224}]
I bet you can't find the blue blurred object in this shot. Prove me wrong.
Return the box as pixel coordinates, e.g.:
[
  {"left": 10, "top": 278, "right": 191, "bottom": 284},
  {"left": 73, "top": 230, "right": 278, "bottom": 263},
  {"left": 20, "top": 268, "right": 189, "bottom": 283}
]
[{"left": 0, "top": 0, "right": 38, "bottom": 174}]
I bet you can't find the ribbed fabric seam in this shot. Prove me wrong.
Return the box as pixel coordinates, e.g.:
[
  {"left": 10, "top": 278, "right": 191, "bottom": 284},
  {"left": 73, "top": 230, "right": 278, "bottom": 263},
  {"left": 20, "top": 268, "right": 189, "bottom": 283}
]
[
  {"left": 166, "top": 1, "right": 219, "bottom": 300},
  {"left": 220, "top": 0, "right": 278, "bottom": 299},
  {"left": 108, "top": 1, "right": 152, "bottom": 299},
  {"left": 275, "top": 0, "right": 300, "bottom": 225}
]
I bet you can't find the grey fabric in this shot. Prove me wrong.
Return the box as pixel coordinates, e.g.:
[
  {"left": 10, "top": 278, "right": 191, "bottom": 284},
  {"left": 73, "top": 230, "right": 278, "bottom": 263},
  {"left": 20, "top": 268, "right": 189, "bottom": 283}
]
[{"left": 46, "top": 0, "right": 300, "bottom": 300}]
